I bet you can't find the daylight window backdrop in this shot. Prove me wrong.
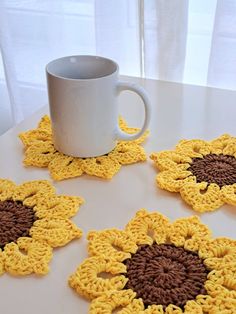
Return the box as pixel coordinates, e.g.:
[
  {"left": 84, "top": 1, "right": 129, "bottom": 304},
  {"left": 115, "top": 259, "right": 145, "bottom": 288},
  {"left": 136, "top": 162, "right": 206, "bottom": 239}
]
[{"left": 0, "top": 0, "right": 235, "bottom": 133}]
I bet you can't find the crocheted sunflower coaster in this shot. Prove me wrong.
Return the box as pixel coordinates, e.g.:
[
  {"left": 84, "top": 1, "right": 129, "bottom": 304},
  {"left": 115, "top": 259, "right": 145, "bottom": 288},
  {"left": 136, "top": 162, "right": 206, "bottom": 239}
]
[
  {"left": 69, "top": 209, "right": 236, "bottom": 314},
  {"left": 150, "top": 134, "right": 236, "bottom": 213},
  {"left": 19, "top": 115, "right": 149, "bottom": 181},
  {"left": 0, "top": 179, "right": 84, "bottom": 276}
]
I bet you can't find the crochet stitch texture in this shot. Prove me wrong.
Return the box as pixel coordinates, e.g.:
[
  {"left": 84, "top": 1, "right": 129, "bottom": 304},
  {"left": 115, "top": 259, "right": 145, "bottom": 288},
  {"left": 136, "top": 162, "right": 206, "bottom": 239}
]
[
  {"left": 19, "top": 115, "right": 149, "bottom": 181},
  {"left": 69, "top": 209, "right": 236, "bottom": 313},
  {"left": 0, "top": 179, "right": 83, "bottom": 276},
  {"left": 150, "top": 134, "right": 236, "bottom": 212}
]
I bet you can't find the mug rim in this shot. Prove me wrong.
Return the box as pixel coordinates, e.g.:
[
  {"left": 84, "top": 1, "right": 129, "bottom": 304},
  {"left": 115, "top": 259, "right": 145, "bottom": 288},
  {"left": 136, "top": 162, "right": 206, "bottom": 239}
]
[{"left": 46, "top": 55, "right": 119, "bottom": 81}]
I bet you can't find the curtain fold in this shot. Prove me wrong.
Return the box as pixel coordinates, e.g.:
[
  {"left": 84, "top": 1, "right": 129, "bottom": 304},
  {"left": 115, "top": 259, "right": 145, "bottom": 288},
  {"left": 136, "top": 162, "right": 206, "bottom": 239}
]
[
  {"left": 143, "top": 0, "right": 189, "bottom": 81},
  {"left": 207, "top": 0, "right": 236, "bottom": 89},
  {"left": 0, "top": 2, "right": 23, "bottom": 123},
  {"left": 95, "top": 0, "right": 141, "bottom": 77}
]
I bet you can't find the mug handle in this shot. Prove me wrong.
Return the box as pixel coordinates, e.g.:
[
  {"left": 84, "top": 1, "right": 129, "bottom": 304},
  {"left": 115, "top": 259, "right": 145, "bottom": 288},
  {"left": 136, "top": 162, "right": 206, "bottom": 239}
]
[{"left": 116, "top": 81, "right": 151, "bottom": 141}]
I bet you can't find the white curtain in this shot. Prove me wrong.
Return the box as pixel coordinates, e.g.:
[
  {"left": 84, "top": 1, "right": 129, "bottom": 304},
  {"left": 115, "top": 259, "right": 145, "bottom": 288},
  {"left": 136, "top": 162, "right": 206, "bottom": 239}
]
[
  {"left": 143, "top": 0, "right": 188, "bottom": 81},
  {"left": 0, "top": 0, "right": 235, "bottom": 133},
  {"left": 207, "top": 0, "right": 236, "bottom": 90}
]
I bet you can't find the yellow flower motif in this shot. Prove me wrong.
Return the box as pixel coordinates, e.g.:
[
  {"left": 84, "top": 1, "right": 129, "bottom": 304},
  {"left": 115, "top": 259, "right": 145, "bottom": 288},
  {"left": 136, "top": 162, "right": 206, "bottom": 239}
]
[
  {"left": 19, "top": 115, "right": 149, "bottom": 181},
  {"left": 150, "top": 134, "right": 236, "bottom": 212},
  {"left": 69, "top": 209, "right": 236, "bottom": 314},
  {"left": 0, "top": 179, "right": 84, "bottom": 276}
]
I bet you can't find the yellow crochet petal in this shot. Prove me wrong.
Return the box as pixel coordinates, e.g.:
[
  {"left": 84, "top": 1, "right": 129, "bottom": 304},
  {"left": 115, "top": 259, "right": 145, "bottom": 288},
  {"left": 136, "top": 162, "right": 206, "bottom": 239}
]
[
  {"left": 205, "top": 268, "right": 236, "bottom": 299},
  {"left": 38, "top": 115, "right": 52, "bottom": 131},
  {"left": 34, "top": 195, "right": 84, "bottom": 219},
  {"left": 109, "top": 142, "right": 147, "bottom": 165},
  {"left": 165, "top": 304, "right": 183, "bottom": 313},
  {"left": 87, "top": 229, "right": 138, "bottom": 261},
  {"left": 141, "top": 305, "right": 164, "bottom": 314},
  {"left": 168, "top": 216, "right": 211, "bottom": 252},
  {"left": 198, "top": 238, "right": 236, "bottom": 270},
  {"left": 222, "top": 139, "right": 236, "bottom": 156},
  {"left": 125, "top": 209, "right": 170, "bottom": 245},
  {"left": 118, "top": 116, "right": 130, "bottom": 130},
  {"left": 119, "top": 117, "right": 149, "bottom": 145},
  {"left": 119, "top": 301, "right": 164, "bottom": 314},
  {"left": 210, "top": 134, "right": 236, "bottom": 155},
  {"left": 82, "top": 156, "right": 121, "bottom": 179},
  {"left": 157, "top": 168, "right": 195, "bottom": 192},
  {"left": 48, "top": 154, "right": 84, "bottom": 181},
  {"left": 23, "top": 142, "right": 57, "bottom": 167},
  {"left": 3, "top": 237, "right": 53, "bottom": 275},
  {"left": 0, "top": 249, "right": 4, "bottom": 275},
  {"left": 165, "top": 303, "right": 205, "bottom": 314},
  {"left": 19, "top": 129, "right": 52, "bottom": 147},
  {"left": 197, "top": 294, "right": 236, "bottom": 314},
  {"left": 119, "top": 299, "right": 145, "bottom": 313},
  {"left": 176, "top": 139, "right": 211, "bottom": 157},
  {"left": 210, "top": 299, "right": 236, "bottom": 314},
  {"left": 0, "top": 179, "right": 16, "bottom": 201},
  {"left": 89, "top": 290, "right": 137, "bottom": 314},
  {"left": 183, "top": 300, "right": 203, "bottom": 314},
  {"left": 12, "top": 180, "right": 55, "bottom": 207},
  {"left": 68, "top": 256, "right": 127, "bottom": 299},
  {"left": 180, "top": 182, "right": 224, "bottom": 212},
  {"left": 150, "top": 151, "right": 192, "bottom": 171},
  {"left": 221, "top": 184, "right": 236, "bottom": 205},
  {"left": 195, "top": 295, "right": 213, "bottom": 313},
  {"left": 209, "top": 134, "right": 234, "bottom": 154},
  {"left": 30, "top": 218, "right": 82, "bottom": 247}
]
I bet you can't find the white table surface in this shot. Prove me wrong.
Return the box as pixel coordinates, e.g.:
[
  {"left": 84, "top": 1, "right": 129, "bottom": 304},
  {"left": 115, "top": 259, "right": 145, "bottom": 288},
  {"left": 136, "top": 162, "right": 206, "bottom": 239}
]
[{"left": 0, "top": 76, "right": 236, "bottom": 314}]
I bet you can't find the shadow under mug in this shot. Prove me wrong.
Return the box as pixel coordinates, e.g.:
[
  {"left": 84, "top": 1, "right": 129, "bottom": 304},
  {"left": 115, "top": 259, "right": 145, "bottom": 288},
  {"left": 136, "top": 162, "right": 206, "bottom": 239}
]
[{"left": 46, "top": 55, "right": 151, "bottom": 158}]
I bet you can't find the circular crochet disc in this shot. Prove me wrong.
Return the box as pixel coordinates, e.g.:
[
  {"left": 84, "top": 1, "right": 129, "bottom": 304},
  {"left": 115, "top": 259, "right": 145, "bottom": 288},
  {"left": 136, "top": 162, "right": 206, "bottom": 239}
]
[
  {"left": 150, "top": 134, "right": 236, "bottom": 212},
  {"left": 19, "top": 115, "right": 149, "bottom": 181},
  {"left": 124, "top": 243, "right": 208, "bottom": 309},
  {"left": 69, "top": 209, "right": 236, "bottom": 313},
  {"left": 0, "top": 200, "right": 37, "bottom": 248},
  {"left": 188, "top": 154, "right": 236, "bottom": 187},
  {"left": 0, "top": 178, "right": 83, "bottom": 276}
]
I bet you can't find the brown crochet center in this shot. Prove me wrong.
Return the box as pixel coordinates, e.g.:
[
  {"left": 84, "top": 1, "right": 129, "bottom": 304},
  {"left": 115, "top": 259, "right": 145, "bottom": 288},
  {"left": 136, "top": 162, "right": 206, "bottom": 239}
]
[
  {"left": 188, "top": 154, "right": 236, "bottom": 188},
  {"left": 0, "top": 200, "right": 37, "bottom": 248},
  {"left": 124, "top": 243, "right": 208, "bottom": 309}
]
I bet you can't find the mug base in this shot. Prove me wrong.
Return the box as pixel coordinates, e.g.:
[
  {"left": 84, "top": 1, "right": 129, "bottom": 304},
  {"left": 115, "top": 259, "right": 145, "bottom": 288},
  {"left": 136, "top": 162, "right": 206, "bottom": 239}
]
[{"left": 54, "top": 142, "right": 117, "bottom": 158}]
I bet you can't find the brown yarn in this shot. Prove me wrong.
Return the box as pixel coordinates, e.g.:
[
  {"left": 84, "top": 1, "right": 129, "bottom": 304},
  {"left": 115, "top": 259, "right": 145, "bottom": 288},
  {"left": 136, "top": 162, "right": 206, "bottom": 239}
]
[
  {"left": 188, "top": 154, "right": 236, "bottom": 188},
  {"left": 0, "top": 200, "right": 37, "bottom": 248},
  {"left": 123, "top": 243, "right": 208, "bottom": 309}
]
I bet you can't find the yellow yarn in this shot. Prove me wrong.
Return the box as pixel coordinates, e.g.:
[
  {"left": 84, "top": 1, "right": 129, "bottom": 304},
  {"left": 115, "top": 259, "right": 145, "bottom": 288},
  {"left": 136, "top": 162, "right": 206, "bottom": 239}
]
[
  {"left": 167, "top": 215, "right": 211, "bottom": 252},
  {"left": 124, "top": 209, "right": 170, "bottom": 245},
  {"left": 0, "top": 179, "right": 84, "bottom": 276},
  {"left": 87, "top": 229, "right": 138, "bottom": 262},
  {"left": 150, "top": 134, "right": 236, "bottom": 212},
  {"left": 19, "top": 115, "right": 149, "bottom": 181},
  {"left": 69, "top": 256, "right": 128, "bottom": 299},
  {"left": 4, "top": 238, "right": 52, "bottom": 276},
  {"left": 198, "top": 238, "right": 236, "bottom": 270},
  {"left": 69, "top": 209, "right": 236, "bottom": 314},
  {"left": 221, "top": 184, "right": 236, "bottom": 205},
  {"left": 0, "top": 179, "right": 16, "bottom": 201},
  {"left": 0, "top": 249, "right": 4, "bottom": 275}
]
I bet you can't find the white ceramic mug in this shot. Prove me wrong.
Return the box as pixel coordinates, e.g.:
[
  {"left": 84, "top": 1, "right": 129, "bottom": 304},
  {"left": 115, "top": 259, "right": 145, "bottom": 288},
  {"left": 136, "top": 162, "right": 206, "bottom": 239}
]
[{"left": 46, "top": 55, "right": 151, "bottom": 157}]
